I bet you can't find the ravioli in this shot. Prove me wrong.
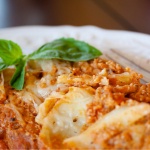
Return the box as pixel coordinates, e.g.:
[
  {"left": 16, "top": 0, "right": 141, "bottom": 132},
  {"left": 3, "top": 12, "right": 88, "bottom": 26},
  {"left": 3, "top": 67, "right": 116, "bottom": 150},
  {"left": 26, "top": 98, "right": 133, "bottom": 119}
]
[
  {"left": 64, "top": 103, "right": 150, "bottom": 149},
  {"left": 36, "top": 87, "right": 94, "bottom": 148}
]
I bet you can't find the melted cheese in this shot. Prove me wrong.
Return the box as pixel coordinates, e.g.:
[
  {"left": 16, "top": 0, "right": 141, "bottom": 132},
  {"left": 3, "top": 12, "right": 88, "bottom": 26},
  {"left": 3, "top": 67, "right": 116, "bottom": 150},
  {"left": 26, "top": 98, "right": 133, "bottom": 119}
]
[{"left": 14, "top": 59, "right": 72, "bottom": 106}]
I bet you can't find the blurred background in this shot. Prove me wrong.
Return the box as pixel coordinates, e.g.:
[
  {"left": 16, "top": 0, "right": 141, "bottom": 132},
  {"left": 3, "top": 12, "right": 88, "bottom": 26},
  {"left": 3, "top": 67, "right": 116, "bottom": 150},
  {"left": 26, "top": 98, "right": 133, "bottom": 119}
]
[{"left": 1, "top": 0, "right": 150, "bottom": 34}]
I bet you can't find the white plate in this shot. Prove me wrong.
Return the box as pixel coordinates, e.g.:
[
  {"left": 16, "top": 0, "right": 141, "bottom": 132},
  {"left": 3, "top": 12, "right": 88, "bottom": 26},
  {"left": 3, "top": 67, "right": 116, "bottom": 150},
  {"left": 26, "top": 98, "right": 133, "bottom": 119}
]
[{"left": 0, "top": 25, "right": 149, "bottom": 82}]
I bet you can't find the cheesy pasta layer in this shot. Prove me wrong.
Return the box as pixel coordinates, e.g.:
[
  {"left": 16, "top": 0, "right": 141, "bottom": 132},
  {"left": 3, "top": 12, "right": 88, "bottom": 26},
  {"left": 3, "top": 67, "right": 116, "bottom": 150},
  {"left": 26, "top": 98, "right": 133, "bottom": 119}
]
[{"left": 0, "top": 58, "right": 149, "bottom": 149}]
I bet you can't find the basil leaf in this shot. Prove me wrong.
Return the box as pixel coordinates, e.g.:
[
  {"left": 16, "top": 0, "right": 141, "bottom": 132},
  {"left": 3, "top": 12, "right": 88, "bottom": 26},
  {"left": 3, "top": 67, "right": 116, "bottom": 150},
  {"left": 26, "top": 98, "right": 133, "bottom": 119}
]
[
  {"left": 0, "top": 37, "right": 103, "bottom": 90},
  {"left": 28, "top": 38, "right": 102, "bottom": 62},
  {"left": 0, "top": 39, "right": 23, "bottom": 65},
  {"left": 0, "top": 58, "right": 8, "bottom": 71},
  {"left": 10, "top": 58, "right": 26, "bottom": 90}
]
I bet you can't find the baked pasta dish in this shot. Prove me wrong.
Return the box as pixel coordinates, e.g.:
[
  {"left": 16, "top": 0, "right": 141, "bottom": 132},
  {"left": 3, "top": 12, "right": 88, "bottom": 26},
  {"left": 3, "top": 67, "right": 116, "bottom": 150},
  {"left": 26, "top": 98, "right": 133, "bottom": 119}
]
[{"left": 0, "top": 38, "right": 149, "bottom": 149}]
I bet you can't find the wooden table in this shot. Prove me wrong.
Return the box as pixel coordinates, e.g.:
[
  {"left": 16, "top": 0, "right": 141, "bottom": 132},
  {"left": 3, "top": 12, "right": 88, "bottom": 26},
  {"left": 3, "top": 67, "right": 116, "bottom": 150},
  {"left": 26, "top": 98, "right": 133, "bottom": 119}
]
[{"left": 1, "top": 0, "right": 150, "bottom": 34}]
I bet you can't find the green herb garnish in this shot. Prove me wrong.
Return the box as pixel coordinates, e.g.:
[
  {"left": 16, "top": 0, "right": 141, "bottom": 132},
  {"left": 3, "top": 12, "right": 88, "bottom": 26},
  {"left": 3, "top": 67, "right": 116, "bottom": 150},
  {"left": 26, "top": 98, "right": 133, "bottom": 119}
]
[{"left": 0, "top": 38, "right": 102, "bottom": 90}]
